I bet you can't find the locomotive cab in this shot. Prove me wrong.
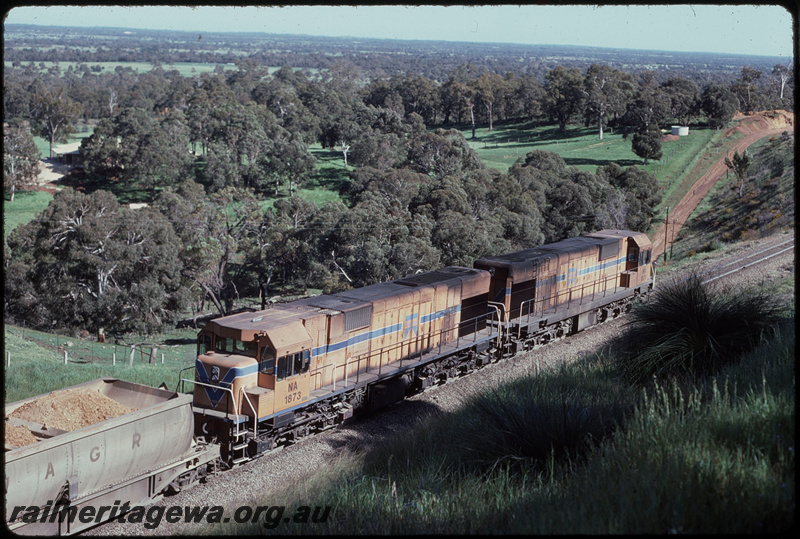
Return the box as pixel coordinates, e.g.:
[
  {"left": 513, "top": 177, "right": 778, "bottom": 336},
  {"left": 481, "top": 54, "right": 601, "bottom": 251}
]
[
  {"left": 617, "top": 232, "right": 653, "bottom": 288},
  {"left": 194, "top": 314, "right": 314, "bottom": 421}
]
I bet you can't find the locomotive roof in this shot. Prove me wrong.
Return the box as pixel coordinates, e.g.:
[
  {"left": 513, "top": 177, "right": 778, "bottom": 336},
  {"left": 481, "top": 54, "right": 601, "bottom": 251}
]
[
  {"left": 473, "top": 230, "right": 650, "bottom": 278},
  {"left": 205, "top": 306, "right": 312, "bottom": 340},
  {"left": 304, "top": 266, "right": 485, "bottom": 307},
  {"left": 205, "top": 266, "right": 487, "bottom": 336}
]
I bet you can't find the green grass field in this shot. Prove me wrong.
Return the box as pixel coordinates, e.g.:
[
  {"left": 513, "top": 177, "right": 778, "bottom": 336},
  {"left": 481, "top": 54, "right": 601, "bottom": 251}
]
[
  {"left": 4, "top": 324, "right": 199, "bottom": 402},
  {"left": 3, "top": 190, "right": 53, "bottom": 240},
  {"left": 461, "top": 120, "right": 719, "bottom": 179}
]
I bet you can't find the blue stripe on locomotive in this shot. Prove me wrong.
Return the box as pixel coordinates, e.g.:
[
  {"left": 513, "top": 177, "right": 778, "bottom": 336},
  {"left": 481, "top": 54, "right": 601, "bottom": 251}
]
[
  {"left": 311, "top": 304, "right": 461, "bottom": 358},
  {"left": 195, "top": 359, "right": 259, "bottom": 408},
  {"left": 490, "top": 254, "right": 628, "bottom": 302}
]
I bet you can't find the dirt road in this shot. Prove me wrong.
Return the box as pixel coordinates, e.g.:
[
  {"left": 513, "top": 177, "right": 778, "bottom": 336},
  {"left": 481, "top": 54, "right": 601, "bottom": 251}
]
[{"left": 651, "top": 110, "right": 794, "bottom": 258}]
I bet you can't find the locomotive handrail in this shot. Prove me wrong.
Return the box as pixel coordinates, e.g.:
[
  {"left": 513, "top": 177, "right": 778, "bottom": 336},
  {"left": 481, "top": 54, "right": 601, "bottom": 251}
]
[
  {"left": 515, "top": 273, "right": 621, "bottom": 337},
  {"left": 310, "top": 308, "right": 501, "bottom": 391},
  {"left": 177, "top": 365, "right": 195, "bottom": 393},
  {"left": 179, "top": 378, "right": 253, "bottom": 440},
  {"left": 487, "top": 301, "right": 505, "bottom": 346}
]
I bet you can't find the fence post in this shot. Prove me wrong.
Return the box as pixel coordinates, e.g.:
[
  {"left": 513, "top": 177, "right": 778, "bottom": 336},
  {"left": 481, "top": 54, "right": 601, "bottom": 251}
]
[
  {"left": 161, "top": 353, "right": 164, "bottom": 365},
  {"left": 149, "top": 347, "right": 158, "bottom": 364},
  {"left": 113, "top": 352, "right": 116, "bottom": 366},
  {"left": 7, "top": 352, "right": 10, "bottom": 368},
  {"left": 129, "top": 345, "right": 136, "bottom": 367},
  {"left": 64, "top": 350, "right": 68, "bottom": 365}
]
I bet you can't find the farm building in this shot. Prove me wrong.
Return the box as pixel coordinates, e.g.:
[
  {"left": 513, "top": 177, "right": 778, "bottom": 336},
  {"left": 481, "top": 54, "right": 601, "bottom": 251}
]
[{"left": 53, "top": 141, "right": 82, "bottom": 165}]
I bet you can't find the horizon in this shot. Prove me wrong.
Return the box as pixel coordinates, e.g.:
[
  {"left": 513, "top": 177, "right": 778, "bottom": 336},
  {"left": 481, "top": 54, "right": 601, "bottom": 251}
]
[
  {"left": 4, "top": 5, "right": 795, "bottom": 60},
  {"left": 4, "top": 21, "right": 792, "bottom": 61}
]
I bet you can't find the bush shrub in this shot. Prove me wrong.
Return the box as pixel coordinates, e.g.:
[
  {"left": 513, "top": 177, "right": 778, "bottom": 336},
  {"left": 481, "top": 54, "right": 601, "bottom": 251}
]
[{"left": 615, "top": 275, "right": 785, "bottom": 385}]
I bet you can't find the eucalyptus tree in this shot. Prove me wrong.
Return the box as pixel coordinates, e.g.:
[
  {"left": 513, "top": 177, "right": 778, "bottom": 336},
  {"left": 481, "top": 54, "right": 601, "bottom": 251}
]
[
  {"left": 440, "top": 64, "right": 482, "bottom": 135},
  {"left": 252, "top": 67, "right": 321, "bottom": 146},
  {"left": 153, "top": 181, "right": 262, "bottom": 317},
  {"left": 127, "top": 65, "right": 174, "bottom": 112},
  {"left": 362, "top": 77, "right": 406, "bottom": 117},
  {"left": 241, "top": 197, "right": 319, "bottom": 306},
  {"left": 772, "top": 64, "right": 792, "bottom": 101},
  {"left": 384, "top": 73, "right": 442, "bottom": 125},
  {"left": 509, "top": 72, "right": 545, "bottom": 124},
  {"left": 5, "top": 188, "right": 188, "bottom": 335},
  {"left": 724, "top": 149, "right": 751, "bottom": 199},
  {"left": 185, "top": 72, "right": 238, "bottom": 155},
  {"left": 581, "top": 63, "right": 637, "bottom": 140},
  {"left": 660, "top": 76, "right": 699, "bottom": 126},
  {"left": 226, "top": 58, "right": 268, "bottom": 105},
  {"left": 475, "top": 168, "right": 545, "bottom": 248},
  {"left": 80, "top": 107, "right": 194, "bottom": 200},
  {"left": 27, "top": 77, "right": 81, "bottom": 158},
  {"left": 732, "top": 66, "right": 763, "bottom": 114},
  {"left": 631, "top": 131, "right": 663, "bottom": 165},
  {"left": 508, "top": 150, "right": 595, "bottom": 243},
  {"left": 3, "top": 122, "right": 42, "bottom": 202},
  {"left": 346, "top": 166, "right": 433, "bottom": 214},
  {"left": 404, "top": 128, "right": 484, "bottom": 179},
  {"left": 2, "top": 62, "right": 39, "bottom": 120},
  {"left": 699, "top": 83, "right": 739, "bottom": 129},
  {"left": 624, "top": 71, "right": 671, "bottom": 134},
  {"left": 596, "top": 163, "right": 662, "bottom": 231},
  {"left": 346, "top": 105, "right": 410, "bottom": 170},
  {"left": 471, "top": 71, "right": 510, "bottom": 132},
  {"left": 431, "top": 207, "right": 504, "bottom": 268},
  {"left": 262, "top": 131, "right": 317, "bottom": 197},
  {"left": 543, "top": 65, "right": 585, "bottom": 133}
]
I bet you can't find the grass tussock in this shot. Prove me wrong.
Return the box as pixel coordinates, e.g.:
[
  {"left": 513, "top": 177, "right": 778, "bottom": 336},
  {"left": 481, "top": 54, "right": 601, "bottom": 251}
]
[
  {"left": 449, "top": 359, "right": 636, "bottom": 473},
  {"left": 615, "top": 275, "right": 786, "bottom": 385}
]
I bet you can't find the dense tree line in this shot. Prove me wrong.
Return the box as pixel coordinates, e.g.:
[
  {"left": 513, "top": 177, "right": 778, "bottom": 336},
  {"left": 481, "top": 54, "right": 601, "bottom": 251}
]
[{"left": 3, "top": 46, "right": 793, "bottom": 336}]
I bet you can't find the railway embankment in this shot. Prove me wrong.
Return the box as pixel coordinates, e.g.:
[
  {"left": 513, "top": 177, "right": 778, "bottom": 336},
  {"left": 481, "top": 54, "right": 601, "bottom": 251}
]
[{"left": 651, "top": 110, "right": 793, "bottom": 259}]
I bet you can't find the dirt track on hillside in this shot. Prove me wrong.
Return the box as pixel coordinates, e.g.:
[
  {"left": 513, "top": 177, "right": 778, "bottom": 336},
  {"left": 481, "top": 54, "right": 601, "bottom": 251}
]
[{"left": 651, "top": 110, "right": 794, "bottom": 258}]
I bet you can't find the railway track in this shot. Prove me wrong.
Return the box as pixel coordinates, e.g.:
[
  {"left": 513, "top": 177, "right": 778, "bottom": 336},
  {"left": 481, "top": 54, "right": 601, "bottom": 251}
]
[{"left": 692, "top": 237, "right": 795, "bottom": 284}]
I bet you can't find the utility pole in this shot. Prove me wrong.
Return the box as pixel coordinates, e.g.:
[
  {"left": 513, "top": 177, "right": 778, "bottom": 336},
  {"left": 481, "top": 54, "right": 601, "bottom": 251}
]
[
  {"left": 670, "top": 220, "right": 675, "bottom": 260},
  {"left": 663, "top": 207, "right": 669, "bottom": 263}
]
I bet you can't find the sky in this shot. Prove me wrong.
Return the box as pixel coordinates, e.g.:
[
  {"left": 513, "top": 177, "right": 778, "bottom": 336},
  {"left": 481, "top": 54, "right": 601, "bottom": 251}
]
[{"left": 4, "top": 4, "right": 795, "bottom": 59}]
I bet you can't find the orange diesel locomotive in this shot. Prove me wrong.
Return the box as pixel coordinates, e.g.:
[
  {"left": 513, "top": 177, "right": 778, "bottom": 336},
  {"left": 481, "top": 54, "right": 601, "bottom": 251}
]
[{"left": 184, "top": 229, "right": 653, "bottom": 465}]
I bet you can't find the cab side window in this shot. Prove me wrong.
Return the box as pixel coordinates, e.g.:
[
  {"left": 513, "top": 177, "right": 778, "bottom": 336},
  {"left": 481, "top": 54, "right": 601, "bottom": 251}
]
[
  {"left": 215, "top": 337, "right": 233, "bottom": 353},
  {"left": 197, "top": 333, "right": 212, "bottom": 355},
  {"left": 276, "top": 350, "right": 311, "bottom": 381},
  {"left": 259, "top": 345, "right": 276, "bottom": 375}
]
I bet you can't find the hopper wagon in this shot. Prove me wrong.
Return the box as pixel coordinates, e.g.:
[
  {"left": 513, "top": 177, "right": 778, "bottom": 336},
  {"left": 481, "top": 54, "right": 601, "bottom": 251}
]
[{"left": 5, "top": 378, "right": 219, "bottom": 535}]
